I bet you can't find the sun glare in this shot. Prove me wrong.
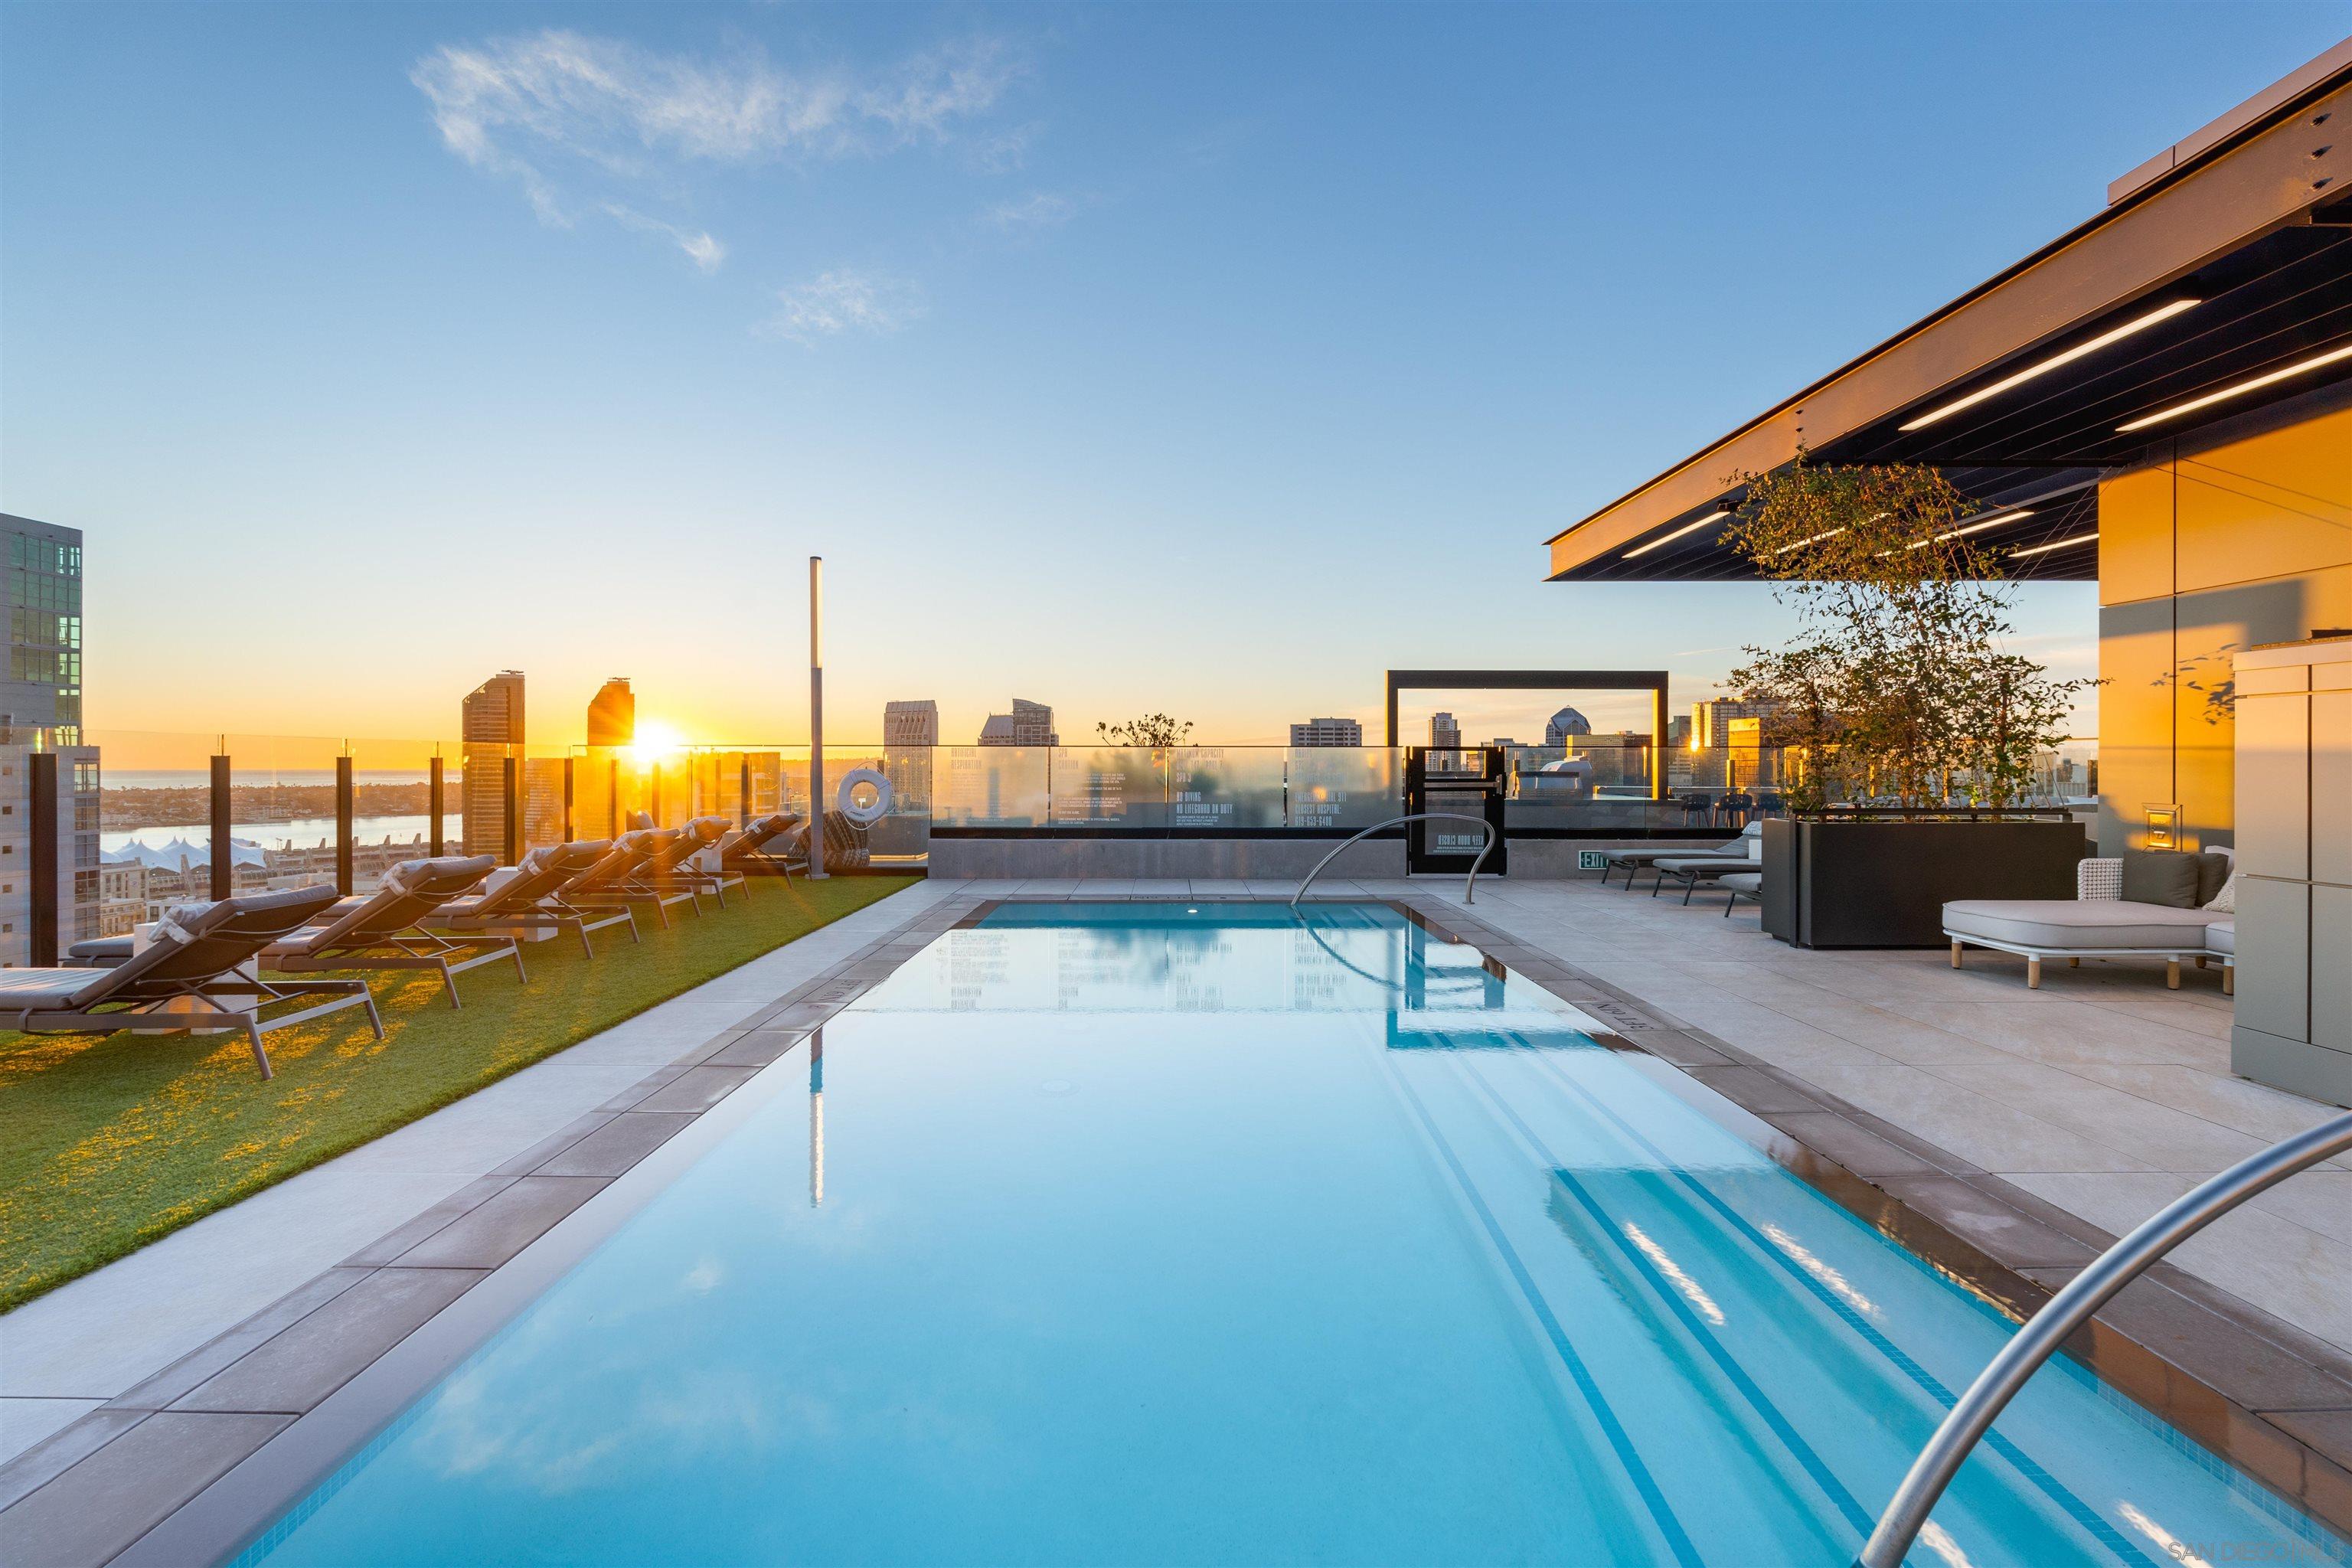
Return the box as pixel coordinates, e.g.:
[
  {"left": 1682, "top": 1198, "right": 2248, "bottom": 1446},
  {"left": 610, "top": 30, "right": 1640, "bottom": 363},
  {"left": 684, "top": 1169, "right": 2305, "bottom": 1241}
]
[{"left": 626, "top": 719, "right": 686, "bottom": 766}]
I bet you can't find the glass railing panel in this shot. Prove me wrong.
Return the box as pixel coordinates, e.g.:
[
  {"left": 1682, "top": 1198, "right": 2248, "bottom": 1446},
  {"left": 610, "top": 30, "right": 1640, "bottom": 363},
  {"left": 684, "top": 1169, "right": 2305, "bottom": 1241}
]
[
  {"left": 933, "top": 746, "right": 1048, "bottom": 827},
  {"left": 1282, "top": 747, "right": 1402, "bottom": 831},
  {"left": 84, "top": 728, "right": 214, "bottom": 939},
  {"left": 1168, "top": 747, "right": 1284, "bottom": 829},
  {"left": 338, "top": 737, "right": 454, "bottom": 890},
  {"left": 1047, "top": 746, "right": 1165, "bottom": 828},
  {"left": 220, "top": 732, "right": 345, "bottom": 896}
]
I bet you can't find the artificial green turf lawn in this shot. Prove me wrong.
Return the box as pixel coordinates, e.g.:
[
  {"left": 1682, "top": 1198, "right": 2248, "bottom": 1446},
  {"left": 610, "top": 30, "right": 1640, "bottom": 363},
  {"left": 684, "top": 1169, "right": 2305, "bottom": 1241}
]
[{"left": 0, "top": 875, "right": 916, "bottom": 1310}]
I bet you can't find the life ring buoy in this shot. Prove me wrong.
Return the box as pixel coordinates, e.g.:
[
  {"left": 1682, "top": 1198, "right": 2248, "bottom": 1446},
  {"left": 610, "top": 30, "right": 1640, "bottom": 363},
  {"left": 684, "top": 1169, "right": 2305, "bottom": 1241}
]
[{"left": 836, "top": 767, "right": 893, "bottom": 826}]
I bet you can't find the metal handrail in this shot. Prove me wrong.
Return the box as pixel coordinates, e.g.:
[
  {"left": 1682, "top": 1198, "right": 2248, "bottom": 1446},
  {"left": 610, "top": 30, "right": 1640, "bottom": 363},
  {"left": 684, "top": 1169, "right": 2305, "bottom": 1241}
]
[
  {"left": 1857, "top": 1106, "right": 2352, "bottom": 1568},
  {"left": 1289, "top": 812, "right": 1498, "bottom": 907}
]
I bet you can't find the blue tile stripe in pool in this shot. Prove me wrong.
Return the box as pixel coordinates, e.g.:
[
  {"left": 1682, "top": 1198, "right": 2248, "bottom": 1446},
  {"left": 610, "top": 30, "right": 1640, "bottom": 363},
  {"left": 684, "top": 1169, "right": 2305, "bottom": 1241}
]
[
  {"left": 1388, "top": 1061, "right": 1707, "bottom": 1568},
  {"left": 226, "top": 902, "right": 2352, "bottom": 1567},
  {"left": 1494, "top": 1038, "right": 2164, "bottom": 1563}
]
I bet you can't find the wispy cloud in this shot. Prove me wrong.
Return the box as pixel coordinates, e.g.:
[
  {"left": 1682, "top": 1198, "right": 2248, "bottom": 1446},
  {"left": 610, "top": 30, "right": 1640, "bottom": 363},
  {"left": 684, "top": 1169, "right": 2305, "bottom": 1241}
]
[
  {"left": 603, "top": 204, "right": 726, "bottom": 272},
  {"left": 410, "top": 29, "right": 1024, "bottom": 268},
  {"left": 984, "top": 191, "right": 1075, "bottom": 232},
  {"left": 763, "top": 270, "right": 925, "bottom": 341}
]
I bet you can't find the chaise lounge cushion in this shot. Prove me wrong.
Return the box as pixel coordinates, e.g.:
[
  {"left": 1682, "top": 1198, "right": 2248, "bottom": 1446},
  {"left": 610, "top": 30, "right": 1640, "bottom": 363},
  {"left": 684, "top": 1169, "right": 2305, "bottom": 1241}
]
[
  {"left": 1943, "top": 899, "right": 2217, "bottom": 949},
  {"left": 2119, "top": 850, "right": 2203, "bottom": 908},
  {"left": 2204, "top": 919, "right": 2234, "bottom": 956}
]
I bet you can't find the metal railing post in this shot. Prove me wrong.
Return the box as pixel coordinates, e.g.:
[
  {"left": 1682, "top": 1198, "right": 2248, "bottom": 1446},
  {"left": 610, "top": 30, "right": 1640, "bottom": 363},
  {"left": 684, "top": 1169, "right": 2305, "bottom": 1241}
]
[
  {"left": 1857, "top": 1107, "right": 2352, "bottom": 1568},
  {"left": 210, "top": 749, "right": 232, "bottom": 900},
  {"left": 429, "top": 753, "right": 445, "bottom": 857},
  {"left": 335, "top": 753, "right": 354, "bottom": 896},
  {"left": 562, "top": 757, "right": 575, "bottom": 844},
  {"left": 608, "top": 758, "right": 619, "bottom": 839},
  {"left": 740, "top": 756, "right": 752, "bottom": 829},
  {"left": 501, "top": 753, "right": 521, "bottom": 866},
  {"left": 28, "top": 752, "right": 58, "bottom": 965}
]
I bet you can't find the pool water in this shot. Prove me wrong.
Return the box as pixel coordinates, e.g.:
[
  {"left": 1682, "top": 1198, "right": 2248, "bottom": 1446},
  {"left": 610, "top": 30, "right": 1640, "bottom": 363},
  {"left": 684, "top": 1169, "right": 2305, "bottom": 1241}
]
[{"left": 243, "top": 903, "right": 2349, "bottom": 1566}]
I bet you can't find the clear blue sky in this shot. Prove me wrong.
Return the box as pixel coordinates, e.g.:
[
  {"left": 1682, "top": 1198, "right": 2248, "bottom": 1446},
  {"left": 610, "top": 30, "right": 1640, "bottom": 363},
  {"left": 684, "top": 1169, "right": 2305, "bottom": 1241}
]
[{"left": 5, "top": 2, "right": 2344, "bottom": 746}]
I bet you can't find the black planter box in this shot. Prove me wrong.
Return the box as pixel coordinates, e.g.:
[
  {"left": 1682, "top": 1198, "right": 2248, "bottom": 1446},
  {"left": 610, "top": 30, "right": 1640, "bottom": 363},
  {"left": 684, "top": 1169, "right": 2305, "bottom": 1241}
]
[{"left": 1761, "top": 818, "right": 2089, "bottom": 949}]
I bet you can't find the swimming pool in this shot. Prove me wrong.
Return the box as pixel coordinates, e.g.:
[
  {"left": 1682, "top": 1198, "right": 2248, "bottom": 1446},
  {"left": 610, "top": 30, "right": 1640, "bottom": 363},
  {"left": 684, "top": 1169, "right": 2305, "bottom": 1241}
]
[{"left": 233, "top": 903, "right": 2347, "bottom": 1566}]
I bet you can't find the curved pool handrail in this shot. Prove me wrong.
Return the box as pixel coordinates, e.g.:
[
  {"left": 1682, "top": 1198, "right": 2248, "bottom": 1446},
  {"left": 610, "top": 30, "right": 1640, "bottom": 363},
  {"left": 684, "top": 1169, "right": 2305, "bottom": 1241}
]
[
  {"left": 1289, "top": 813, "right": 1498, "bottom": 908},
  {"left": 1855, "top": 1106, "right": 2352, "bottom": 1568}
]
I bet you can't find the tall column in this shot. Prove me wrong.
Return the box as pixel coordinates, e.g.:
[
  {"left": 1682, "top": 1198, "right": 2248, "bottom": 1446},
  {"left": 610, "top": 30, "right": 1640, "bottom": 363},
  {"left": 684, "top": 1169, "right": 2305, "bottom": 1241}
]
[{"left": 808, "top": 556, "right": 828, "bottom": 879}]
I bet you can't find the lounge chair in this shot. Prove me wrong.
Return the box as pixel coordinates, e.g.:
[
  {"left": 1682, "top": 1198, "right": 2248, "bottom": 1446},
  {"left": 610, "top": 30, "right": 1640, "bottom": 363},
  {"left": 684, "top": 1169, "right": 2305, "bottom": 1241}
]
[
  {"left": 423, "top": 840, "right": 639, "bottom": 958},
  {"left": 564, "top": 828, "right": 701, "bottom": 927},
  {"left": 1944, "top": 848, "right": 2236, "bottom": 989},
  {"left": 645, "top": 816, "right": 750, "bottom": 908},
  {"left": 1, "top": 885, "right": 381, "bottom": 1078},
  {"left": 69, "top": 857, "right": 519, "bottom": 1010},
  {"left": 260, "top": 855, "right": 523, "bottom": 1008},
  {"left": 718, "top": 812, "right": 801, "bottom": 877},
  {"left": 1651, "top": 823, "right": 1766, "bottom": 902},
  {"left": 1717, "top": 870, "right": 1762, "bottom": 916},
  {"left": 1599, "top": 822, "right": 1762, "bottom": 889}
]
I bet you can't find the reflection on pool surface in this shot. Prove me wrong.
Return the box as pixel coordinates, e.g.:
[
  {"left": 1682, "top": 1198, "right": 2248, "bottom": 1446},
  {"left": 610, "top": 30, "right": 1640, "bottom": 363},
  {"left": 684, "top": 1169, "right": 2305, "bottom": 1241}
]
[{"left": 243, "top": 903, "right": 2349, "bottom": 1566}]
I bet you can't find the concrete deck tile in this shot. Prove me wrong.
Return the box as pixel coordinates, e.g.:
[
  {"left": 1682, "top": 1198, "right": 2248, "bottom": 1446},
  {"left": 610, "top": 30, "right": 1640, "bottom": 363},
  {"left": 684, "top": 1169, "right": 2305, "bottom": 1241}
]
[
  {"left": 323, "top": 1064, "right": 649, "bottom": 1175},
  {"left": 534, "top": 1112, "right": 697, "bottom": 1178},
  {"left": 1754, "top": 1112, "right": 1951, "bottom": 1180},
  {"left": 171, "top": 1268, "right": 485, "bottom": 1416},
  {"left": 0, "top": 1400, "right": 143, "bottom": 1514},
  {"left": 0, "top": 1411, "right": 290, "bottom": 1567},
  {"left": 632, "top": 1064, "right": 760, "bottom": 1114},
  {"left": 0, "top": 1168, "right": 474, "bottom": 1402},
  {"left": 704, "top": 1028, "right": 812, "bottom": 1069},
  {"left": 1678, "top": 1065, "right": 1825, "bottom": 1114},
  {"left": 488, "top": 1112, "right": 619, "bottom": 1179},
  {"left": 107, "top": 1269, "right": 375, "bottom": 1412},
  {"left": 1874, "top": 1176, "right": 2102, "bottom": 1269},
  {"left": 2012, "top": 1171, "right": 2352, "bottom": 1355},
  {"left": 0, "top": 1401, "right": 107, "bottom": 1479},
  {"left": 342, "top": 1177, "right": 519, "bottom": 1266},
  {"left": 1924, "top": 1059, "right": 2270, "bottom": 1172},
  {"left": 1782, "top": 1060, "right": 2163, "bottom": 1174},
  {"left": 390, "top": 1177, "right": 608, "bottom": 1270}
]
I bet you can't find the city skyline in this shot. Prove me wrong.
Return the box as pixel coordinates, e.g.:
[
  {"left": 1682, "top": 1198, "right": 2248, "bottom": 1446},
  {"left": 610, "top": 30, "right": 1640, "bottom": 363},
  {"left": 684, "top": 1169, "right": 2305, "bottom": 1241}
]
[{"left": 8, "top": 7, "right": 2341, "bottom": 744}]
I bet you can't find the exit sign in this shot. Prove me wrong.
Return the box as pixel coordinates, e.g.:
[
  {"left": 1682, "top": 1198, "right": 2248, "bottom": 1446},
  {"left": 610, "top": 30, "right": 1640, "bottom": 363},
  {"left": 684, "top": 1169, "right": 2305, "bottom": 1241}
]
[{"left": 1577, "top": 850, "right": 1610, "bottom": 871}]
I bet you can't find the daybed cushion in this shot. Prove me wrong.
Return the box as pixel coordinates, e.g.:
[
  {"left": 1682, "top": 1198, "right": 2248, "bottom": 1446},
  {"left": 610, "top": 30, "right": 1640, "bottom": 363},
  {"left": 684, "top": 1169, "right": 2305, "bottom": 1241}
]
[
  {"left": 2119, "top": 850, "right": 2201, "bottom": 908},
  {"left": 2204, "top": 920, "right": 2234, "bottom": 956},
  {"left": 2194, "top": 852, "right": 2233, "bottom": 906},
  {"left": 1718, "top": 872, "right": 1762, "bottom": 893},
  {"left": 1943, "top": 899, "right": 2217, "bottom": 949}
]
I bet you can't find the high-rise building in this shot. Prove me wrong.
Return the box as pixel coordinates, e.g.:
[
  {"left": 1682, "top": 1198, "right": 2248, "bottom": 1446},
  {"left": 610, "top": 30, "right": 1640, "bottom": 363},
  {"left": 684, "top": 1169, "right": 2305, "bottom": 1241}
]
[
  {"left": 1429, "top": 713, "right": 1462, "bottom": 750},
  {"left": 1288, "top": 717, "right": 1361, "bottom": 747},
  {"left": 1693, "top": 698, "right": 1783, "bottom": 749},
  {"left": 884, "top": 701, "right": 939, "bottom": 812},
  {"left": 884, "top": 701, "right": 939, "bottom": 747},
  {"left": 0, "top": 517, "right": 101, "bottom": 959},
  {"left": 978, "top": 698, "right": 1057, "bottom": 747},
  {"left": 461, "top": 671, "right": 526, "bottom": 858},
  {"left": 2, "top": 515, "right": 84, "bottom": 743},
  {"left": 1544, "top": 707, "right": 1592, "bottom": 744},
  {"left": 586, "top": 678, "right": 634, "bottom": 747}
]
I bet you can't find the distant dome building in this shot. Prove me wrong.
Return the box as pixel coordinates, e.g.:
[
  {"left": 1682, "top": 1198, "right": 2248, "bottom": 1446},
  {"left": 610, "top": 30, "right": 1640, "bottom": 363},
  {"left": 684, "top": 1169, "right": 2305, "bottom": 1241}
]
[{"left": 1544, "top": 707, "right": 1592, "bottom": 744}]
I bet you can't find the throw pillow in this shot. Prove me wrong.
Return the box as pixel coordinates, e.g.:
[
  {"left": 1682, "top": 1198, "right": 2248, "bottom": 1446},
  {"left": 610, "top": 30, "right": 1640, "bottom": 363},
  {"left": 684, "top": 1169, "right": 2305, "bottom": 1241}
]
[
  {"left": 2119, "top": 849, "right": 2200, "bottom": 908},
  {"left": 2203, "top": 871, "right": 2238, "bottom": 913},
  {"left": 2194, "top": 851, "right": 2232, "bottom": 906}
]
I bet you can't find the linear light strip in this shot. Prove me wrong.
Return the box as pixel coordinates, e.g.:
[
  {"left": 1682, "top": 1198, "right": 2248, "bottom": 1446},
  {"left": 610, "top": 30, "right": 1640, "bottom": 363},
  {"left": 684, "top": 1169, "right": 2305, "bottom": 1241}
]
[
  {"left": 1898, "top": 299, "right": 2200, "bottom": 432},
  {"left": 1877, "top": 508, "right": 2038, "bottom": 556},
  {"left": 1772, "top": 527, "right": 1846, "bottom": 556},
  {"left": 2010, "top": 531, "right": 2099, "bottom": 559},
  {"left": 1625, "top": 509, "right": 1729, "bottom": 559},
  {"left": 2115, "top": 341, "right": 2352, "bottom": 432}
]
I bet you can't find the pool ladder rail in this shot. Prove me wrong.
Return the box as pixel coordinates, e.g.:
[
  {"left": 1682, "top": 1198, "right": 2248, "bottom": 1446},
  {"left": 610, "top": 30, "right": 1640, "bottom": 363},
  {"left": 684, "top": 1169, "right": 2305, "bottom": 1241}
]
[
  {"left": 1857, "top": 1106, "right": 2352, "bottom": 1567},
  {"left": 1289, "top": 813, "right": 1498, "bottom": 907}
]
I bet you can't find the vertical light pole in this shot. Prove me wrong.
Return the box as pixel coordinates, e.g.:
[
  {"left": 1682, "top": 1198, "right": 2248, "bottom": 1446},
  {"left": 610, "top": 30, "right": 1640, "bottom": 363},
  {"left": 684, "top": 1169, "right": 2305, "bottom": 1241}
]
[{"left": 808, "top": 556, "right": 828, "bottom": 879}]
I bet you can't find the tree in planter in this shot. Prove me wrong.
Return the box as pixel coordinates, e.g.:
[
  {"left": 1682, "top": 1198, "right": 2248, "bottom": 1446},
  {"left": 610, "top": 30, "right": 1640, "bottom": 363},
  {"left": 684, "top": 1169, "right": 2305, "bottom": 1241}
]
[{"left": 1719, "top": 454, "right": 2090, "bottom": 809}]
